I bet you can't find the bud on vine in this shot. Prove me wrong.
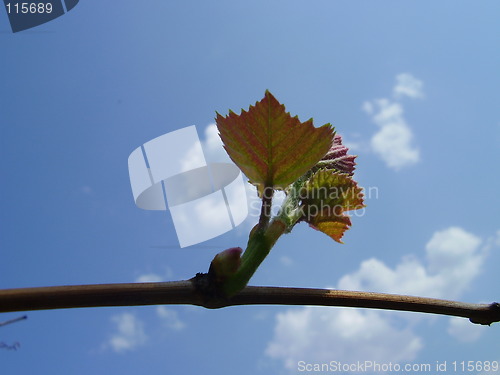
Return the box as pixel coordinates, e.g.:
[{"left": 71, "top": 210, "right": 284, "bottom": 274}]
[{"left": 209, "top": 247, "right": 243, "bottom": 284}]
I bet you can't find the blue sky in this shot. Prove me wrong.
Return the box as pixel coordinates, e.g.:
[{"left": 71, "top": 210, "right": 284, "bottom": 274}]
[{"left": 1, "top": 1, "right": 499, "bottom": 374}]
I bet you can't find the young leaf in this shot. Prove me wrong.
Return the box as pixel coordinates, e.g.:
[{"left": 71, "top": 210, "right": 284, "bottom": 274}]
[
  {"left": 216, "top": 91, "right": 334, "bottom": 194},
  {"left": 300, "top": 170, "right": 365, "bottom": 243},
  {"left": 319, "top": 134, "right": 357, "bottom": 175}
]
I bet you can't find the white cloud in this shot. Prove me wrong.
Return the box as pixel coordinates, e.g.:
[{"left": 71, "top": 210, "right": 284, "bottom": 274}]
[
  {"left": 156, "top": 306, "right": 185, "bottom": 331},
  {"left": 393, "top": 73, "right": 424, "bottom": 99},
  {"left": 267, "top": 227, "right": 491, "bottom": 371},
  {"left": 368, "top": 98, "right": 419, "bottom": 170},
  {"left": 371, "top": 121, "right": 419, "bottom": 169},
  {"left": 339, "top": 227, "right": 485, "bottom": 300},
  {"left": 372, "top": 99, "right": 404, "bottom": 125},
  {"left": 266, "top": 307, "right": 422, "bottom": 370},
  {"left": 425, "top": 227, "right": 484, "bottom": 297},
  {"left": 105, "top": 313, "right": 147, "bottom": 353},
  {"left": 364, "top": 73, "right": 423, "bottom": 170},
  {"left": 447, "top": 316, "right": 487, "bottom": 343}
]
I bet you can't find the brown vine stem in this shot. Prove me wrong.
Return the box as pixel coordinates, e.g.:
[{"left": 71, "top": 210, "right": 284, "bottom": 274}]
[{"left": 0, "top": 281, "right": 498, "bottom": 325}]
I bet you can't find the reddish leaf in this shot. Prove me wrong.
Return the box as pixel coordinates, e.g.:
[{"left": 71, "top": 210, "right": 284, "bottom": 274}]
[{"left": 216, "top": 91, "right": 334, "bottom": 194}]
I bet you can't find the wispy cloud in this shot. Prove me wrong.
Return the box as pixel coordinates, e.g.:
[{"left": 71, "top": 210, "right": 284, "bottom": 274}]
[
  {"left": 363, "top": 73, "right": 423, "bottom": 170},
  {"left": 156, "top": 306, "right": 185, "bottom": 331},
  {"left": 104, "top": 313, "right": 147, "bottom": 353},
  {"left": 393, "top": 73, "right": 424, "bottom": 99},
  {"left": 135, "top": 267, "right": 174, "bottom": 283},
  {"left": 266, "top": 227, "right": 493, "bottom": 371}
]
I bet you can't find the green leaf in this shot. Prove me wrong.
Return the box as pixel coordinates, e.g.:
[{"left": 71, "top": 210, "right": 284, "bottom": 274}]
[
  {"left": 216, "top": 91, "right": 335, "bottom": 194},
  {"left": 300, "top": 170, "right": 365, "bottom": 243}
]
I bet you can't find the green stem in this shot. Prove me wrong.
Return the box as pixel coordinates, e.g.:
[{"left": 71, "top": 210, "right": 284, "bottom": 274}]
[
  {"left": 223, "top": 218, "right": 286, "bottom": 296},
  {"left": 222, "top": 188, "right": 275, "bottom": 296},
  {"left": 222, "top": 181, "right": 307, "bottom": 297}
]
